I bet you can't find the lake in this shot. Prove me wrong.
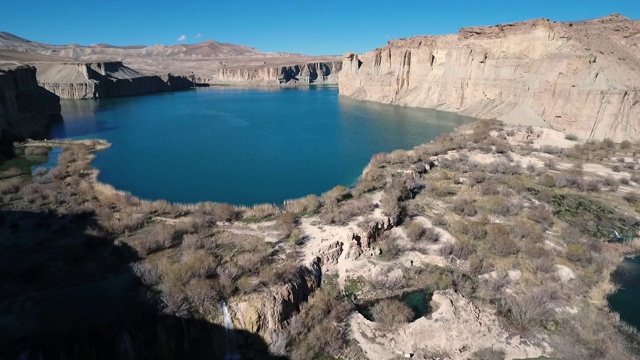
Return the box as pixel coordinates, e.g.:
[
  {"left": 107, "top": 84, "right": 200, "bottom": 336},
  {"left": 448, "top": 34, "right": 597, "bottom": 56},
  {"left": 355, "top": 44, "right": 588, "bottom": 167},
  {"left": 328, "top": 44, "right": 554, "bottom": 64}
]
[
  {"left": 50, "top": 87, "right": 474, "bottom": 205},
  {"left": 608, "top": 256, "right": 640, "bottom": 330}
]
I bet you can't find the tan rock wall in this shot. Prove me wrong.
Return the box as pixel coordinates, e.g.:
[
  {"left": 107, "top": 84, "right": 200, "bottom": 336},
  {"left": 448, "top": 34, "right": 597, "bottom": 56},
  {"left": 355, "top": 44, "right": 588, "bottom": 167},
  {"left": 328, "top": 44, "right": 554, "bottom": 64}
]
[
  {"left": 203, "top": 61, "right": 342, "bottom": 85},
  {"left": 339, "top": 16, "right": 640, "bottom": 141}
]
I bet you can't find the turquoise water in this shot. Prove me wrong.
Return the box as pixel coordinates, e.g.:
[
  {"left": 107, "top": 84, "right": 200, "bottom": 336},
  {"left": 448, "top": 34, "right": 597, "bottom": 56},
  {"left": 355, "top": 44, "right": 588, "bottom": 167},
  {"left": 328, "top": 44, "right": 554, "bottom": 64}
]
[
  {"left": 608, "top": 256, "right": 640, "bottom": 330},
  {"left": 51, "top": 87, "right": 473, "bottom": 205}
]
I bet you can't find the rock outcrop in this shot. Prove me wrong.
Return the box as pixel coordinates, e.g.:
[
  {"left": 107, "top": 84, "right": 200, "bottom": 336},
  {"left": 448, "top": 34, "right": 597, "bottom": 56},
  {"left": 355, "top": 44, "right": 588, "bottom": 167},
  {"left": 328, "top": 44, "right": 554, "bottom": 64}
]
[
  {"left": 34, "top": 61, "right": 194, "bottom": 99},
  {"left": 231, "top": 262, "right": 321, "bottom": 345},
  {"left": 346, "top": 217, "right": 395, "bottom": 260},
  {"left": 0, "top": 62, "right": 60, "bottom": 151},
  {"left": 350, "top": 289, "right": 549, "bottom": 359},
  {"left": 198, "top": 61, "right": 342, "bottom": 86},
  {"left": 339, "top": 14, "right": 640, "bottom": 141}
]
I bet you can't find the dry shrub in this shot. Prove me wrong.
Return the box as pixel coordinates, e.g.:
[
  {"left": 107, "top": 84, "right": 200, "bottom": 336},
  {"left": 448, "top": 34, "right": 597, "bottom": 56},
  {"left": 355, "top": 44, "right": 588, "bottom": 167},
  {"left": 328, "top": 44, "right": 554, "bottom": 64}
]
[
  {"left": 377, "top": 233, "right": 401, "bottom": 260},
  {"left": 131, "top": 261, "right": 161, "bottom": 286},
  {"left": 195, "top": 202, "right": 237, "bottom": 221},
  {"left": 485, "top": 196, "right": 518, "bottom": 217},
  {"left": 539, "top": 174, "right": 556, "bottom": 187},
  {"left": 235, "top": 252, "right": 265, "bottom": 274},
  {"left": 555, "top": 173, "right": 580, "bottom": 188},
  {"left": 322, "top": 185, "right": 350, "bottom": 205},
  {"left": 499, "top": 289, "right": 554, "bottom": 333},
  {"left": 154, "top": 223, "right": 176, "bottom": 248},
  {"left": 440, "top": 238, "right": 476, "bottom": 260},
  {"left": 242, "top": 203, "right": 281, "bottom": 219},
  {"left": 288, "top": 284, "right": 352, "bottom": 360},
  {"left": 578, "top": 179, "right": 602, "bottom": 192},
  {"left": 0, "top": 178, "right": 22, "bottom": 195},
  {"left": 604, "top": 176, "right": 619, "bottom": 187},
  {"left": 259, "top": 262, "right": 300, "bottom": 285},
  {"left": 278, "top": 212, "right": 298, "bottom": 235},
  {"left": 512, "top": 218, "right": 543, "bottom": 243},
  {"left": 453, "top": 196, "right": 477, "bottom": 217},
  {"left": 460, "top": 220, "right": 488, "bottom": 241},
  {"left": 623, "top": 192, "right": 640, "bottom": 204},
  {"left": 388, "top": 149, "right": 408, "bottom": 164},
  {"left": 468, "top": 254, "right": 492, "bottom": 276},
  {"left": 486, "top": 224, "right": 518, "bottom": 255},
  {"left": 526, "top": 204, "right": 553, "bottom": 229},
  {"left": 405, "top": 219, "right": 426, "bottom": 242},
  {"left": 371, "top": 299, "right": 414, "bottom": 328},
  {"left": 423, "top": 227, "right": 440, "bottom": 242},
  {"left": 478, "top": 182, "right": 499, "bottom": 196},
  {"left": 470, "top": 347, "right": 505, "bottom": 360},
  {"left": 532, "top": 256, "right": 556, "bottom": 274},
  {"left": 181, "top": 233, "right": 203, "bottom": 250},
  {"left": 321, "top": 197, "right": 374, "bottom": 225},
  {"left": 565, "top": 244, "right": 592, "bottom": 264},
  {"left": 468, "top": 172, "right": 486, "bottom": 184},
  {"left": 184, "top": 277, "right": 219, "bottom": 317},
  {"left": 284, "top": 194, "right": 321, "bottom": 213}
]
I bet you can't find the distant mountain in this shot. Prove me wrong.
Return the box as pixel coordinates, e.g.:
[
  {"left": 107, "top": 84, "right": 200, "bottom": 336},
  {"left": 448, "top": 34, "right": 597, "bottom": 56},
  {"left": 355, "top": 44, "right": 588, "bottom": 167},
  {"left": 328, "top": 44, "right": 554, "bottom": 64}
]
[
  {"left": 0, "top": 31, "right": 264, "bottom": 60},
  {"left": 0, "top": 32, "right": 340, "bottom": 77}
]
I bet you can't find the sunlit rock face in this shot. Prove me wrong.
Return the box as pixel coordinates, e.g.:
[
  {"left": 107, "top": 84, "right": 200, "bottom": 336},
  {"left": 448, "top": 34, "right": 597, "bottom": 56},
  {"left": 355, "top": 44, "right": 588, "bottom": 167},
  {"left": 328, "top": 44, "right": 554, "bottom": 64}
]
[{"left": 340, "top": 14, "right": 640, "bottom": 141}]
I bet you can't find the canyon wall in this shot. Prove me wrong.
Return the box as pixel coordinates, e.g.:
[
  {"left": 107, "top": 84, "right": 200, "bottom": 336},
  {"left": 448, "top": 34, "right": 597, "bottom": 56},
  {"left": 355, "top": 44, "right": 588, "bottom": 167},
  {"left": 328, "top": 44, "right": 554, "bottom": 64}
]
[
  {"left": 34, "top": 61, "right": 194, "bottom": 99},
  {"left": 199, "top": 61, "right": 342, "bottom": 86},
  {"left": 0, "top": 63, "right": 60, "bottom": 150},
  {"left": 339, "top": 15, "right": 640, "bottom": 141}
]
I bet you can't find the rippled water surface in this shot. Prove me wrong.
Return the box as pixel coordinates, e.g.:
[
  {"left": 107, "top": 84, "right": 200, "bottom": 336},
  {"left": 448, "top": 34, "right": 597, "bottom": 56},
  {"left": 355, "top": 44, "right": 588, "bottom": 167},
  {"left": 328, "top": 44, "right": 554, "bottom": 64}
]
[{"left": 52, "top": 87, "right": 474, "bottom": 205}]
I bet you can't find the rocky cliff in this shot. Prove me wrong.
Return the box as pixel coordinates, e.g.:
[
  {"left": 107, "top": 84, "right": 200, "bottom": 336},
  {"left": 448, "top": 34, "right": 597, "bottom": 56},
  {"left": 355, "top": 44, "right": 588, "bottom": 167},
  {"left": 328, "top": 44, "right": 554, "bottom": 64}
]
[
  {"left": 340, "top": 14, "right": 640, "bottom": 141},
  {"left": 231, "top": 261, "right": 321, "bottom": 345},
  {"left": 199, "top": 61, "right": 342, "bottom": 86},
  {"left": 34, "top": 61, "right": 194, "bottom": 99},
  {"left": 0, "top": 62, "right": 60, "bottom": 151}
]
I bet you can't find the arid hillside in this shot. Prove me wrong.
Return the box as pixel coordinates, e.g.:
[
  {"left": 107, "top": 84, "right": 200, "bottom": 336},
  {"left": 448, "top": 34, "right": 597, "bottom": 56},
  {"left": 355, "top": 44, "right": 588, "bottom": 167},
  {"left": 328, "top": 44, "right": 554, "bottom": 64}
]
[
  {"left": 0, "top": 31, "right": 342, "bottom": 85},
  {"left": 340, "top": 14, "right": 640, "bottom": 141}
]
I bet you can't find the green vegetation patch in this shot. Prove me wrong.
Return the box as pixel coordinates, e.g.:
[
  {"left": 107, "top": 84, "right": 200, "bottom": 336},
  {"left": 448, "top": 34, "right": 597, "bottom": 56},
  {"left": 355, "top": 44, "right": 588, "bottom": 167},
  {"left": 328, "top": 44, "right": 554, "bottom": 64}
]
[{"left": 550, "top": 193, "right": 637, "bottom": 240}]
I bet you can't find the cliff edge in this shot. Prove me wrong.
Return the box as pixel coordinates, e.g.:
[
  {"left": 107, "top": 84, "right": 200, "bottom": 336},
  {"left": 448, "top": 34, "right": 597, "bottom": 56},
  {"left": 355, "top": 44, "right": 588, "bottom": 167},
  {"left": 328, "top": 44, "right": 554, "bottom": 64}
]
[
  {"left": 339, "top": 14, "right": 640, "bottom": 141},
  {"left": 34, "top": 61, "right": 194, "bottom": 99},
  {"left": 0, "top": 62, "right": 60, "bottom": 151}
]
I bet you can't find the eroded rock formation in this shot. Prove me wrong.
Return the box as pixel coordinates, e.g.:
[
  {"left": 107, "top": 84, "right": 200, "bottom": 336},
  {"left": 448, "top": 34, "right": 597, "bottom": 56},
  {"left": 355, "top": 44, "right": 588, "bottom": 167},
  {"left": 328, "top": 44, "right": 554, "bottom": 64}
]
[
  {"left": 232, "top": 262, "right": 321, "bottom": 345},
  {"left": 340, "top": 14, "right": 640, "bottom": 141},
  {"left": 198, "top": 61, "right": 342, "bottom": 85},
  {"left": 0, "top": 62, "right": 60, "bottom": 151},
  {"left": 346, "top": 217, "right": 395, "bottom": 260},
  {"left": 34, "top": 61, "right": 194, "bottom": 99}
]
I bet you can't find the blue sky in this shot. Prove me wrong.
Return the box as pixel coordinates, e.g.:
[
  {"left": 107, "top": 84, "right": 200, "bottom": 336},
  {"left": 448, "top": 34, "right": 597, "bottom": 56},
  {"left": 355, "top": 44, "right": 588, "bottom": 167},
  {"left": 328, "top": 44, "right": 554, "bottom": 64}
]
[{"left": 2, "top": 0, "right": 639, "bottom": 55}]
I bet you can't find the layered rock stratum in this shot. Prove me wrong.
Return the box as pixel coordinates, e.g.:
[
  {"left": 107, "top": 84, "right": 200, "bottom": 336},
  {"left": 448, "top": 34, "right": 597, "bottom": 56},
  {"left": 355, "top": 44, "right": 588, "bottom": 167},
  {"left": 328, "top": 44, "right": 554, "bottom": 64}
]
[
  {"left": 339, "top": 14, "right": 640, "bottom": 141},
  {"left": 0, "top": 32, "right": 341, "bottom": 89},
  {"left": 0, "top": 62, "right": 60, "bottom": 151},
  {"left": 35, "top": 61, "right": 193, "bottom": 99}
]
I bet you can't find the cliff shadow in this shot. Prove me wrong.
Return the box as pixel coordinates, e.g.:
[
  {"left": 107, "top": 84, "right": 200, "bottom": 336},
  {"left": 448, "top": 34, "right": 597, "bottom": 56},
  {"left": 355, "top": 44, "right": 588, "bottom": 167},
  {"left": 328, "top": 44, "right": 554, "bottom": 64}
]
[{"left": 0, "top": 209, "right": 286, "bottom": 360}]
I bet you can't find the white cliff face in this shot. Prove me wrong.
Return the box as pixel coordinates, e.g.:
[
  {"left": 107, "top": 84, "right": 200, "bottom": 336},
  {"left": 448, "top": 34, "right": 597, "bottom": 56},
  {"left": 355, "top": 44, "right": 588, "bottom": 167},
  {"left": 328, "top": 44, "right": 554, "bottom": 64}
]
[
  {"left": 339, "top": 15, "right": 640, "bottom": 141},
  {"left": 200, "top": 61, "right": 342, "bottom": 85}
]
